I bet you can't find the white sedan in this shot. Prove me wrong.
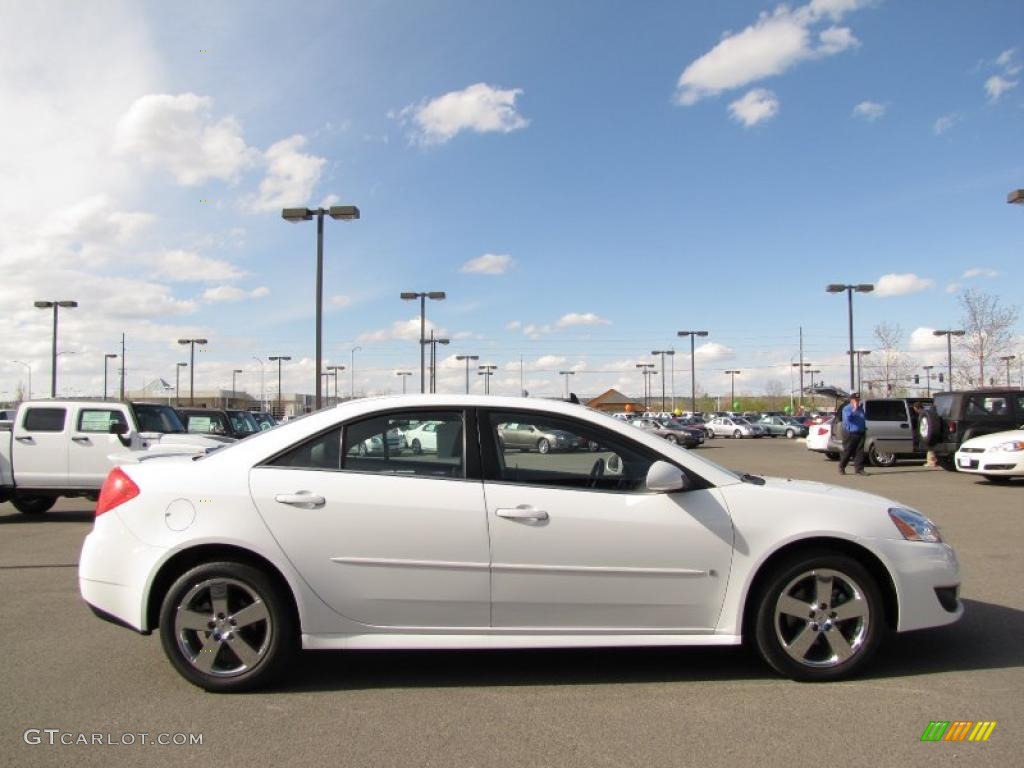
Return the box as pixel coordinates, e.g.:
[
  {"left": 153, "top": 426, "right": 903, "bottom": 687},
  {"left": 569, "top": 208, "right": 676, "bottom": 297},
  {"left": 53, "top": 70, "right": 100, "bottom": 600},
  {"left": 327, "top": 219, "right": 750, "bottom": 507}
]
[
  {"left": 954, "top": 427, "right": 1024, "bottom": 482},
  {"left": 79, "top": 395, "right": 962, "bottom": 692}
]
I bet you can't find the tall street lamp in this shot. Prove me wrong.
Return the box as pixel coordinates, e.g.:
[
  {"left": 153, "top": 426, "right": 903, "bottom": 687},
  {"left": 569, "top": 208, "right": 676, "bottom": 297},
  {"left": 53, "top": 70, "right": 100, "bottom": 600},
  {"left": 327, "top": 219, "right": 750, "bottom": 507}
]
[
  {"left": 269, "top": 355, "right": 291, "bottom": 419},
  {"left": 9, "top": 361, "right": 31, "bottom": 400},
  {"left": 327, "top": 365, "right": 344, "bottom": 404},
  {"left": 999, "top": 355, "right": 1017, "bottom": 386},
  {"left": 478, "top": 364, "right": 497, "bottom": 395},
  {"left": 791, "top": 361, "right": 810, "bottom": 413},
  {"left": 282, "top": 204, "right": 360, "bottom": 410},
  {"left": 396, "top": 370, "right": 412, "bottom": 394},
  {"left": 651, "top": 350, "right": 674, "bottom": 411},
  {"left": 175, "top": 362, "right": 188, "bottom": 404},
  {"left": 847, "top": 349, "right": 871, "bottom": 394},
  {"left": 350, "top": 346, "right": 361, "bottom": 398},
  {"left": 922, "top": 365, "right": 935, "bottom": 397},
  {"left": 252, "top": 356, "right": 265, "bottom": 411},
  {"left": 177, "top": 338, "right": 208, "bottom": 405},
  {"left": 558, "top": 370, "right": 575, "bottom": 399},
  {"left": 807, "top": 369, "right": 821, "bottom": 388},
  {"left": 933, "top": 330, "right": 964, "bottom": 390},
  {"left": 103, "top": 354, "right": 118, "bottom": 400},
  {"left": 725, "top": 370, "right": 741, "bottom": 411},
  {"left": 456, "top": 355, "right": 479, "bottom": 394},
  {"left": 826, "top": 283, "right": 874, "bottom": 391},
  {"left": 677, "top": 330, "right": 708, "bottom": 414},
  {"left": 400, "top": 291, "right": 446, "bottom": 393},
  {"left": 1008, "top": 189, "right": 1024, "bottom": 204},
  {"left": 231, "top": 369, "right": 243, "bottom": 407},
  {"left": 635, "top": 363, "right": 655, "bottom": 409},
  {"left": 34, "top": 299, "right": 78, "bottom": 398},
  {"left": 426, "top": 331, "right": 450, "bottom": 393}
]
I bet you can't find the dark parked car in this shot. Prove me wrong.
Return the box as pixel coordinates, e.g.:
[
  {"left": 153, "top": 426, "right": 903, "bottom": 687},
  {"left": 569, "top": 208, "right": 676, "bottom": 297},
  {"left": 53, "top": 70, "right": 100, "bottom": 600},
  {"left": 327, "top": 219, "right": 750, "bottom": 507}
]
[
  {"left": 176, "top": 408, "right": 258, "bottom": 440},
  {"left": 757, "top": 415, "right": 808, "bottom": 439},
  {"left": 250, "top": 412, "right": 277, "bottom": 431},
  {"left": 919, "top": 389, "right": 1024, "bottom": 470}
]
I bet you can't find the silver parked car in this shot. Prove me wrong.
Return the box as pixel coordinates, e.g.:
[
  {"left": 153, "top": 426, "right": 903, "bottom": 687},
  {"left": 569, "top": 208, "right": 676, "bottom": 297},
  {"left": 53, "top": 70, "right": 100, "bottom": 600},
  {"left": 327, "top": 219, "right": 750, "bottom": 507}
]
[
  {"left": 706, "top": 416, "right": 764, "bottom": 439},
  {"left": 497, "top": 421, "right": 585, "bottom": 453}
]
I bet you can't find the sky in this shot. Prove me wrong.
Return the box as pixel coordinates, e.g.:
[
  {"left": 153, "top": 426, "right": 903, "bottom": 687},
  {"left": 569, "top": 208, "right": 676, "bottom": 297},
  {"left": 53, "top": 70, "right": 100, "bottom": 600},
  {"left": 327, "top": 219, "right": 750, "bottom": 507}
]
[{"left": 1, "top": 0, "right": 1022, "bottom": 406}]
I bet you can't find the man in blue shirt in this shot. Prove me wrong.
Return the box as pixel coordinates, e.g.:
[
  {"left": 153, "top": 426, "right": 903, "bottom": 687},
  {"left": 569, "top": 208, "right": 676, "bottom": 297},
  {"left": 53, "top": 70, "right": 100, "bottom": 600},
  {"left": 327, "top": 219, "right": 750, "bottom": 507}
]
[{"left": 838, "top": 393, "right": 867, "bottom": 475}]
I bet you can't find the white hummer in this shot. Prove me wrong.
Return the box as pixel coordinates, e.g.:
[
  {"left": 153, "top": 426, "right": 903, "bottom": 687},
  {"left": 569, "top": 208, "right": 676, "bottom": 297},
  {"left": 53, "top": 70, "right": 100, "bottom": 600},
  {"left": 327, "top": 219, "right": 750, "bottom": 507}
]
[{"left": 0, "top": 400, "right": 229, "bottom": 514}]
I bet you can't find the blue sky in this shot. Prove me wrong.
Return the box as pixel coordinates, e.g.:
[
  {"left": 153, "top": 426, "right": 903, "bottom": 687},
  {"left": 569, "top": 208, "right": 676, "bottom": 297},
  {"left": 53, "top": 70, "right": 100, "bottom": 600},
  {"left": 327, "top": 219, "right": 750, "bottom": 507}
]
[{"left": 1, "top": 0, "right": 1021, "bottom": 403}]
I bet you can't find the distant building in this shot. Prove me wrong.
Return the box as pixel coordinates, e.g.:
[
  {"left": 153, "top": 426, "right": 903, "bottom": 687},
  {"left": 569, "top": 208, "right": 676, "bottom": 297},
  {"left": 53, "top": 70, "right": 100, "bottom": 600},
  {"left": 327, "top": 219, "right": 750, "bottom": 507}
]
[{"left": 585, "top": 388, "right": 644, "bottom": 414}]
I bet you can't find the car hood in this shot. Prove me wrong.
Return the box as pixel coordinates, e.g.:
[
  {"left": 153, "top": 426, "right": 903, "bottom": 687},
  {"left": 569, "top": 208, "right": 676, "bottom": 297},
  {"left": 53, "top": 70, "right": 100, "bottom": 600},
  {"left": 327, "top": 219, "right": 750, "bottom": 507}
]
[{"left": 958, "top": 428, "right": 1024, "bottom": 450}]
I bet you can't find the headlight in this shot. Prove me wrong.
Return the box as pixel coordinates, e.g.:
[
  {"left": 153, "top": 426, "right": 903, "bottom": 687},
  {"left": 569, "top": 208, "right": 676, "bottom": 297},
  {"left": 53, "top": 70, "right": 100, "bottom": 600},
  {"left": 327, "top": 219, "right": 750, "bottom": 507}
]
[
  {"left": 989, "top": 440, "right": 1024, "bottom": 452},
  {"left": 889, "top": 507, "right": 943, "bottom": 543}
]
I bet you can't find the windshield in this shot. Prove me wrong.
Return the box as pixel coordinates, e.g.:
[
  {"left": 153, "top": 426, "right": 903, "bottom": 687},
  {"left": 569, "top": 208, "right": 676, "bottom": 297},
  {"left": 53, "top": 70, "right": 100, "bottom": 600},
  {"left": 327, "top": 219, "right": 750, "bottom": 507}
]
[
  {"left": 132, "top": 403, "right": 186, "bottom": 433},
  {"left": 227, "top": 410, "right": 260, "bottom": 435}
]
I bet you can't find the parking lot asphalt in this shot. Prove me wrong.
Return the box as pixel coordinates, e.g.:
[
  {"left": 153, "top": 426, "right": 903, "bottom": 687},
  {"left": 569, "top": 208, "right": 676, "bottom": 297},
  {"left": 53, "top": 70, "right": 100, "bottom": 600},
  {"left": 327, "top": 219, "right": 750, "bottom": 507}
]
[{"left": 2, "top": 437, "right": 1020, "bottom": 768}]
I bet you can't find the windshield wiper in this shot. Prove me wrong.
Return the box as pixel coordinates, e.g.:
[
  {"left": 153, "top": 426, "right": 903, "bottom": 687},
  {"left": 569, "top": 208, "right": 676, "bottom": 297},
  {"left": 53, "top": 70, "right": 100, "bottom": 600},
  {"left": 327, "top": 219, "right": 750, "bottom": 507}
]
[{"left": 740, "top": 472, "right": 766, "bottom": 486}]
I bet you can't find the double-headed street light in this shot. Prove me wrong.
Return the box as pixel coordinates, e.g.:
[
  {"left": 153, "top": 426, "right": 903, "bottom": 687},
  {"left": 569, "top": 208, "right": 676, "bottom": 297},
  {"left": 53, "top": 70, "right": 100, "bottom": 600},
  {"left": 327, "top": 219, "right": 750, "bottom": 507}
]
[
  {"left": 34, "top": 300, "right": 78, "bottom": 398},
  {"left": 175, "top": 362, "right": 188, "bottom": 404},
  {"left": 999, "top": 355, "right": 1017, "bottom": 386},
  {"left": 269, "top": 355, "right": 291, "bottom": 418},
  {"left": 282, "top": 204, "right": 360, "bottom": 410},
  {"left": 725, "top": 370, "right": 741, "bottom": 410},
  {"left": 103, "top": 354, "right": 118, "bottom": 400},
  {"left": 478, "top": 364, "right": 497, "bottom": 395},
  {"left": 651, "top": 350, "right": 674, "bottom": 411},
  {"left": 327, "top": 365, "right": 344, "bottom": 404},
  {"left": 933, "top": 330, "right": 965, "bottom": 390},
  {"left": 177, "top": 338, "right": 208, "bottom": 405},
  {"left": 426, "top": 332, "right": 450, "bottom": 393},
  {"left": 400, "top": 291, "right": 446, "bottom": 393},
  {"left": 456, "top": 355, "right": 479, "bottom": 394},
  {"left": 636, "top": 363, "right": 655, "bottom": 409},
  {"left": 395, "top": 370, "right": 412, "bottom": 394},
  {"left": 677, "top": 330, "right": 708, "bottom": 414},
  {"left": 826, "top": 283, "right": 874, "bottom": 391},
  {"left": 558, "top": 370, "right": 575, "bottom": 399}
]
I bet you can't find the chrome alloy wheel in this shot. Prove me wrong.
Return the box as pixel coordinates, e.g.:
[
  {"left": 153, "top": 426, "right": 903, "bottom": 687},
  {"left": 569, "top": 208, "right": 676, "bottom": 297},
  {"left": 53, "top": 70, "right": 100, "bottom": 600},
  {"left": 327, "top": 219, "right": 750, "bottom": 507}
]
[
  {"left": 772, "top": 568, "right": 869, "bottom": 669},
  {"left": 174, "top": 577, "right": 272, "bottom": 678}
]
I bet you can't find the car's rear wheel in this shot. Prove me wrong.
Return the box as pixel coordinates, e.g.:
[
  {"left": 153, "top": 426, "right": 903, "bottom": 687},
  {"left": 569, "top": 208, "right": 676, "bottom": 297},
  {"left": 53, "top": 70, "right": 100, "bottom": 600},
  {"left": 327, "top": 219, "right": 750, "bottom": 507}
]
[
  {"left": 666, "top": 435, "right": 679, "bottom": 445},
  {"left": 938, "top": 456, "right": 956, "bottom": 471},
  {"left": 537, "top": 438, "right": 550, "bottom": 454},
  {"left": 753, "top": 552, "right": 883, "bottom": 682},
  {"left": 825, "top": 451, "right": 839, "bottom": 461},
  {"left": 159, "top": 561, "right": 295, "bottom": 693},
  {"left": 786, "top": 429, "right": 795, "bottom": 439},
  {"left": 11, "top": 494, "right": 56, "bottom": 515},
  {"left": 868, "top": 443, "right": 897, "bottom": 467}
]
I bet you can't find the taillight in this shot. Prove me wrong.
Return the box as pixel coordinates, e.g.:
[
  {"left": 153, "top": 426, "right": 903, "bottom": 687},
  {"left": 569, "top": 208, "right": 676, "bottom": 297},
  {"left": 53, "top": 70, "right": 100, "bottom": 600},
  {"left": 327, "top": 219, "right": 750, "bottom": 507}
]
[
  {"left": 947, "top": 420, "right": 957, "bottom": 433},
  {"left": 817, "top": 426, "right": 828, "bottom": 435},
  {"left": 95, "top": 467, "right": 140, "bottom": 517}
]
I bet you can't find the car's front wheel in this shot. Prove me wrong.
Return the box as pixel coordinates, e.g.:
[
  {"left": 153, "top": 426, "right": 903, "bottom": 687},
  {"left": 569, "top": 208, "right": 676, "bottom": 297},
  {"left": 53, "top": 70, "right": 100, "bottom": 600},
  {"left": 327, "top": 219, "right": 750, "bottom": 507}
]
[
  {"left": 159, "top": 561, "right": 295, "bottom": 692},
  {"left": 411, "top": 439, "right": 422, "bottom": 455},
  {"left": 733, "top": 429, "right": 742, "bottom": 439},
  {"left": 537, "top": 438, "right": 550, "bottom": 454},
  {"left": 753, "top": 552, "right": 883, "bottom": 682},
  {"left": 785, "top": 429, "right": 795, "bottom": 439}
]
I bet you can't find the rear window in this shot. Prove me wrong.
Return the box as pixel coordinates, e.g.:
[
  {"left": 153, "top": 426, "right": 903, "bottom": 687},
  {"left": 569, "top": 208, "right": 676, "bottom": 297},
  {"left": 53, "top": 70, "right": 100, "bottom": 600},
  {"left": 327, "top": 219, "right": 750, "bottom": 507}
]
[
  {"left": 934, "top": 393, "right": 954, "bottom": 419},
  {"left": 23, "top": 408, "right": 66, "bottom": 432},
  {"left": 865, "top": 400, "right": 907, "bottom": 422}
]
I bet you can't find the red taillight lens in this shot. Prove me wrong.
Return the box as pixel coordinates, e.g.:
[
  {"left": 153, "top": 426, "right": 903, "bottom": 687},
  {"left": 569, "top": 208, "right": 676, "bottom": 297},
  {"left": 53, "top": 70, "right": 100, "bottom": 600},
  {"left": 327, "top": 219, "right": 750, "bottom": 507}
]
[
  {"left": 817, "top": 426, "right": 828, "bottom": 435},
  {"left": 95, "top": 467, "right": 140, "bottom": 517},
  {"left": 947, "top": 420, "right": 957, "bottom": 433}
]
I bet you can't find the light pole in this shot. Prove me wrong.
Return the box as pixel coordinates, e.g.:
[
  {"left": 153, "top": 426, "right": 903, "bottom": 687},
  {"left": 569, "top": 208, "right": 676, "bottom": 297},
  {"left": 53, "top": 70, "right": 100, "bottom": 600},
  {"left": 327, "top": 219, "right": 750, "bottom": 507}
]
[
  {"left": 807, "top": 369, "right": 821, "bottom": 388},
  {"left": 400, "top": 291, "right": 446, "bottom": 394},
  {"left": 175, "top": 362, "right": 188, "bottom": 404},
  {"left": 826, "top": 283, "right": 874, "bottom": 391},
  {"left": 177, "top": 338, "right": 208, "bottom": 405},
  {"left": 9, "top": 361, "right": 31, "bottom": 401},
  {"left": 269, "top": 355, "right": 291, "bottom": 419},
  {"left": 558, "top": 370, "right": 575, "bottom": 399},
  {"left": 999, "top": 355, "right": 1017, "bottom": 386},
  {"left": 791, "top": 362, "right": 810, "bottom": 413},
  {"left": 635, "top": 363, "right": 655, "bottom": 409},
  {"left": 677, "top": 330, "right": 708, "bottom": 414},
  {"left": 922, "top": 365, "right": 935, "bottom": 397},
  {"left": 103, "top": 354, "right": 118, "bottom": 400},
  {"left": 34, "top": 299, "right": 77, "bottom": 398},
  {"left": 847, "top": 349, "right": 871, "bottom": 394},
  {"left": 327, "top": 365, "right": 344, "bottom": 404},
  {"left": 651, "top": 350, "right": 674, "bottom": 411},
  {"left": 455, "top": 355, "right": 479, "bottom": 394},
  {"left": 252, "top": 356, "right": 265, "bottom": 411},
  {"left": 231, "top": 369, "right": 243, "bottom": 407},
  {"left": 933, "top": 330, "right": 965, "bottom": 390},
  {"left": 350, "top": 346, "right": 361, "bottom": 398},
  {"left": 478, "top": 364, "right": 497, "bottom": 395},
  {"left": 282, "top": 204, "right": 360, "bottom": 410},
  {"left": 426, "top": 331, "right": 450, "bottom": 393},
  {"left": 725, "top": 370, "right": 741, "bottom": 411},
  {"left": 396, "top": 370, "right": 412, "bottom": 394}
]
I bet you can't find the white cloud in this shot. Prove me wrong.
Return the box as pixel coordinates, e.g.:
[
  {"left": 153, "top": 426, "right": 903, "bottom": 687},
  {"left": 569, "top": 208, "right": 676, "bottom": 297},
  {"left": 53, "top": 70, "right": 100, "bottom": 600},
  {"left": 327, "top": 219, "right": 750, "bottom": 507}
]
[
  {"left": 556, "top": 312, "right": 611, "bottom": 327},
  {"left": 460, "top": 253, "right": 514, "bottom": 274},
  {"left": 148, "top": 250, "right": 245, "bottom": 282},
  {"left": 945, "top": 282, "right": 960, "bottom": 294},
  {"left": 985, "top": 74, "right": 1018, "bottom": 102},
  {"left": 729, "top": 89, "right": 780, "bottom": 126},
  {"left": 874, "top": 273, "right": 934, "bottom": 297},
  {"left": 694, "top": 342, "right": 735, "bottom": 362},
  {"left": 358, "top": 317, "right": 446, "bottom": 344},
  {"left": 933, "top": 114, "right": 960, "bottom": 135},
  {"left": 114, "top": 93, "right": 258, "bottom": 185},
  {"left": 246, "top": 135, "right": 325, "bottom": 212},
  {"left": 505, "top": 320, "right": 521, "bottom": 330},
  {"left": 398, "top": 83, "right": 529, "bottom": 145},
  {"left": 996, "top": 48, "right": 1021, "bottom": 75},
  {"left": 963, "top": 267, "right": 998, "bottom": 279},
  {"left": 852, "top": 100, "right": 885, "bottom": 121},
  {"left": 674, "top": 1, "right": 867, "bottom": 106},
  {"left": 330, "top": 294, "right": 352, "bottom": 308},
  {"left": 202, "top": 285, "right": 269, "bottom": 302},
  {"left": 909, "top": 327, "right": 949, "bottom": 352}
]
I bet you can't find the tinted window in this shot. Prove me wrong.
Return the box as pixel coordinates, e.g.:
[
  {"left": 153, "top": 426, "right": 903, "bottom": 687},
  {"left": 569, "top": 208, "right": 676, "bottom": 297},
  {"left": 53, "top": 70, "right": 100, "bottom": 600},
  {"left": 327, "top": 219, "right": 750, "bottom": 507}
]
[
  {"left": 964, "top": 395, "right": 1010, "bottom": 418},
  {"left": 185, "top": 413, "right": 229, "bottom": 435},
  {"left": 488, "top": 411, "right": 657, "bottom": 492},
  {"left": 77, "top": 409, "right": 128, "bottom": 433},
  {"left": 24, "top": 408, "right": 66, "bottom": 432},
  {"left": 227, "top": 411, "right": 259, "bottom": 435},
  {"left": 343, "top": 411, "right": 464, "bottom": 478},
  {"left": 270, "top": 427, "right": 342, "bottom": 470},
  {"left": 1015, "top": 395, "right": 1024, "bottom": 418},
  {"left": 865, "top": 400, "right": 907, "bottom": 422},
  {"left": 934, "top": 393, "right": 954, "bottom": 419},
  {"left": 133, "top": 404, "right": 186, "bottom": 433}
]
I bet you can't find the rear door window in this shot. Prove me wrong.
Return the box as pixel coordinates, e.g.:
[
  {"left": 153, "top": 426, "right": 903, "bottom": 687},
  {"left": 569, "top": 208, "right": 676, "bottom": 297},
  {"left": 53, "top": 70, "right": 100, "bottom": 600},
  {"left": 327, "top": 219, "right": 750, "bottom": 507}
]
[
  {"left": 964, "top": 395, "right": 1010, "bottom": 418},
  {"left": 865, "top": 401, "right": 906, "bottom": 421},
  {"left": 23, "top": 408, "right": 67, "bottom": 432}
]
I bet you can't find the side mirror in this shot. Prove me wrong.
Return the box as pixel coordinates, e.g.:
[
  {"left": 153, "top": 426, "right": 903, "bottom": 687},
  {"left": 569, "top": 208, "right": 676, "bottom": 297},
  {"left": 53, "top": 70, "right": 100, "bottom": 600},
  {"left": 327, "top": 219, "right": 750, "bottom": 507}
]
[
  {"left": 645, "top": 460, "right": 689, "bottom": 492},
  {"left": 109, "top": 422, "right": 129, "bottom": 435}
]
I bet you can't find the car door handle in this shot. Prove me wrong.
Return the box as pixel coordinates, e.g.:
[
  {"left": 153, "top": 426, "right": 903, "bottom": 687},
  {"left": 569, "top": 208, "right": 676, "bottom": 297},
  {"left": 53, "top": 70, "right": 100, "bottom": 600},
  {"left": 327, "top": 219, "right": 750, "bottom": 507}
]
[
  {"left": 274, "top": 492, "right": 326, "bottom": 509},
  {"left": 72, "top": 436, "right": 91, "bottom": 443},
  {"left": 495, "top": 506, "right": 549, "bottom": 522},
  {"left": 15, "top": 436, "right": 33, "bottom": 443},
  {"left": 899, "top": 423, "right": 909, "bottom": 429}
]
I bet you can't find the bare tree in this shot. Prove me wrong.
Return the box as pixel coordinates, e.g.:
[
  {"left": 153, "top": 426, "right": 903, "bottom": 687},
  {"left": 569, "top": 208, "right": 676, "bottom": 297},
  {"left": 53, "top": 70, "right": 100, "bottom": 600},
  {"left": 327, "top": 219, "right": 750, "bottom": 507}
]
[
  {"left": 957, "top": 289, "right": 1020, "bottom": 387},
  {"left": 866, "top": 322, "right": 913, "bottom": 395},
  {"left": 764, "top": 379, "right": 785, "bottom": 409}
]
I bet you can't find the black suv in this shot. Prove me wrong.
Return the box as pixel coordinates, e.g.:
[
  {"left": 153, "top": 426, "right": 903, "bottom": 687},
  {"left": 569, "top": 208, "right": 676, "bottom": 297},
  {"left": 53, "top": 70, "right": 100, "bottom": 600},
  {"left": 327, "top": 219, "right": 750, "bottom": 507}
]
[{"left": 918, "top": 389, "right": 1024, "bottom": 469}]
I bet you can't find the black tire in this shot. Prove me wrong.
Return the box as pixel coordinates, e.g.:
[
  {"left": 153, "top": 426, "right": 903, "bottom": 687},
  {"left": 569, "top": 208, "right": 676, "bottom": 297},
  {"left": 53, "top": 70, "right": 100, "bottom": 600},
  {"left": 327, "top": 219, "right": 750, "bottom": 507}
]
[
  {"left": 918, "top": 411, "right": 942, "bottom": 446},
  {"left": 11, "top": 495, "right": 57, "bottom": 515},
  {"left": 786, "top": 429, "right": 796, "bottom": 439},
  {"left": 752, "top": 551, "right": 884, "bottom": 682},
  {"left": 159, "top": 561, "right": 296, "bottom": 693},
  {"left": 411, "top": 439, "right": 422, "bottom": 455},
  {"left": 824, "top": 451, "right": 840, "bottom": 461},
  {"left": 868, "top": 443, "right": 897, "bottom": 468},
  {"left": 937, "top": 455, "right": 956, "bottom": 472},
  {"left": 537, "top": 438, "right": 550, "bottom": 454}
]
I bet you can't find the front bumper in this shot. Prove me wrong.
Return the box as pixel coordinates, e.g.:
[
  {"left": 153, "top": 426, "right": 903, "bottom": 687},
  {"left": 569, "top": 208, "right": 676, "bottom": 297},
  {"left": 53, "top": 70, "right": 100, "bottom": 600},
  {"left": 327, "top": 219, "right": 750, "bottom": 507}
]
[
  {"left": 953, "top": 449, "right": 1022, "bottom": 477},
  {"left": 869, "top": 538, "right": 963, "bottom": 632}
]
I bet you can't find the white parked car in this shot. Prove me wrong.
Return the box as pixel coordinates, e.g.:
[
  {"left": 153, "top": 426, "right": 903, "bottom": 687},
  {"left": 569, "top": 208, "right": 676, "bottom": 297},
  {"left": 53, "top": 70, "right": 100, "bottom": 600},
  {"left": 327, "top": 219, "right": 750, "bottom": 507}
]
[
  {"left": 953, "top": 427, "right": 1024, "bottom": 482},
  {"left": 79, "top": 395, "right": 962, "bottom": 692},
  {"left": 706, "top": 416, "right": 764, "bottom": 439},
  {"left": 805, "top": 422, "right": 834, "bottom": 456},
  {"left": 400, "top": 420, "right": 442, "bottom": 454}
]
